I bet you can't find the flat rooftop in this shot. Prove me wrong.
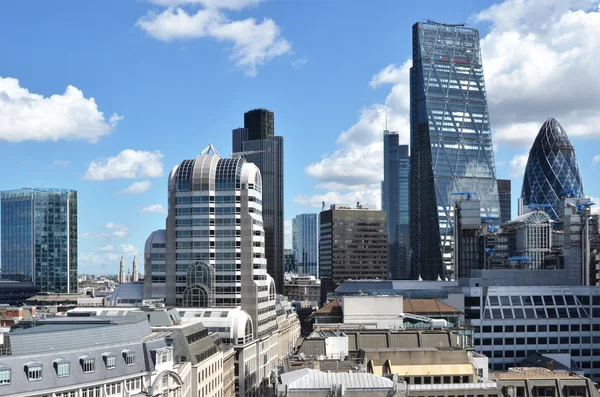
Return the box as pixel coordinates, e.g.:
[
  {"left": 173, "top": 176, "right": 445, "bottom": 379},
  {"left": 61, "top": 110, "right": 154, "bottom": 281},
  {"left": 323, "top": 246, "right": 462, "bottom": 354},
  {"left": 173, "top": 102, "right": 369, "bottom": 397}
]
[{"left": 492, "top": 368, "right": 585, "bottom": 380}]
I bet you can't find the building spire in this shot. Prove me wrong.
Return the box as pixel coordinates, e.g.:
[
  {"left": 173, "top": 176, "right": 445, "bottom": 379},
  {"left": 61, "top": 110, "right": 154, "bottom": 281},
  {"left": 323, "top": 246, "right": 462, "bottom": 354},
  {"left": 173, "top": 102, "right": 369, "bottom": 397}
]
[
  {"left": 132, "top": 255, "right": 139, "bottom": 282},
  {"left": 118, "top": 255, "right": 125, "bottom": 284}
]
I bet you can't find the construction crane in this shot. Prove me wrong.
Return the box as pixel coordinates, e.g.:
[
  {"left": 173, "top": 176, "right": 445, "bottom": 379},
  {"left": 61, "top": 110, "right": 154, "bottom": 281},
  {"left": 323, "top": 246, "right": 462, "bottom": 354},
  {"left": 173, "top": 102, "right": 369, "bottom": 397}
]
[
  {"left": 399, "top": 313, "right": 447, "bottom": 329},
  {"left": 452, "top": 191, "right": 477, "bottom": 201},
  {"left": 507, "top": 256, "right": 530, "bottom": 264},
  {"left": 527, "top": 195, "right": 552, "bottom": 211},
  {"left": 560, "top": 189, "right": 579, "bottom": 198},
  {"left": 481, "top": 216, "right": 499, "bottom": 223},
  {"left": 230, "top": 148, "right": 270, "bottom": 157},
  {"left": 567, "top": 201, "right": 596, "bottom": 215},
  {"left": 487, "top": 224, "right": 498, "bottom": 233}
]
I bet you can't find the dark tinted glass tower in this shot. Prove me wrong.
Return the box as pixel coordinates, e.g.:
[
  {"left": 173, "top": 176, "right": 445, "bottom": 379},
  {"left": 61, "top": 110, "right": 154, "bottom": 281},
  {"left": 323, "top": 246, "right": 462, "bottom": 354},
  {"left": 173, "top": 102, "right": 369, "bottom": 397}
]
[
  {"left": 1, "top": 188, "right": 77, "bottom": 293},
  {"left": 522, "top": 118, "right": 584, "bottom": 223},
  {"left": 318, "top": 204, "right": 387, "bottom": 303},
  {"left": 497, "top": 179, "right": 512, "bottom": 224},
  {"left": 410, "top": 21, "right": 500, "bottom": 280},
  {"left": 382, "top": 131, "right": 411, "bottom": 279},
  {"left": 232, "top": 109, "right": 284, "bottom": 293}
]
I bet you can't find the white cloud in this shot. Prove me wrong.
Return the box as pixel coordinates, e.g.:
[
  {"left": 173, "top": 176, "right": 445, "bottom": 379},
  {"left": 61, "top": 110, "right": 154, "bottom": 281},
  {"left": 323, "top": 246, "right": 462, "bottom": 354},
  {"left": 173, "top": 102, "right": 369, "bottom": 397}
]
[
  {"left": 109, "top": 114, "right": 124, "bottom": 127},
  {"left": 112, "top": 230, "right": 128, "bottom": 238},
  {"left": 81, "top": 232, "right": 110, "bottom": 239},
  {"left": 97, "top": 245, "right": 114, "bottom": 252},
  {"left": 120, "top": 244, "right": 138, "bottom": 254},
  {"left": 120, "top": 180, "right": 152, "bottom": 194},
  {"left": 136, "top": 2, "right": 290, "bottom": 76},
  {"left": 105, "top": 222, "right": 129, "bottom": 238},
  {"left": 83, "top": 150, "right": 164, "bottom": 181},
  {"left": 593, "top": 155, "right": 600, "bottom": 166},
  {"left": 105, "top": 222, "right": 127, "bottom": 230},
  {"left": 148, "top": 0, "right": 263, "bottom": 9},
  {"left": 0, "top": 77, "right": 120, "bottom": 143},
  {"left": 509, "top": 152, "right": 530, "bottom": 177},
  {"left": 139, "top": 204, "right": 168, "bottom": 214},
  {"left": 369, "top": 64, "right": 406, "bottom": 88},
  {"left": 294, "top": 190, "right": 381, "bottom": 210},
  {"left": 476, "top": 0, "right": 600, "bottom": 148},
  {"left": 291, "top": 57, "right": 308, "bottom": 69},
  {"left": 52, "top": 160, "right": 72, "bottom": 167}
]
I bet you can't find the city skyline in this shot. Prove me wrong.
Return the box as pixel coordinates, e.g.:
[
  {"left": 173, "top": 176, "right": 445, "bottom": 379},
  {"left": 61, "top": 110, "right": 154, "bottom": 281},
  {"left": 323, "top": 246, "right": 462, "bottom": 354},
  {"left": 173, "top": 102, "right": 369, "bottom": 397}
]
[{"left": 1, "top": 1, "right": 600, "bottom": 274}]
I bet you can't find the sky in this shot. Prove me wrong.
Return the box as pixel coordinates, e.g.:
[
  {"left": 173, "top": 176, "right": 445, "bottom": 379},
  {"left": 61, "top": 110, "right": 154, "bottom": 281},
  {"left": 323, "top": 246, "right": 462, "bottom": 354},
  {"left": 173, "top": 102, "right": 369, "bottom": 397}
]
[{"left": 0, "top": 0, "right": 599, "bottom": 275}]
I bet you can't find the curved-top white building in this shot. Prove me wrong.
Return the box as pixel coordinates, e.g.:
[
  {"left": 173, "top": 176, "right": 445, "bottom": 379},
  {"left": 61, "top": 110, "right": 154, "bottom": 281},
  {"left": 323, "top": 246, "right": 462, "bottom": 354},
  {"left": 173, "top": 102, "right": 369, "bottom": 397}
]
[{"left": 144, "top": 144, "right": 278, "bottom": 340}]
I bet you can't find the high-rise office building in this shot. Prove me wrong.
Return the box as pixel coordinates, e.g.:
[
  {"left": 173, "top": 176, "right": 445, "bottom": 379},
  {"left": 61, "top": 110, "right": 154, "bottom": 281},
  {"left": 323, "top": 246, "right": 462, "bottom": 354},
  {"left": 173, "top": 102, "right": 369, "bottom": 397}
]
[
  {"left": 382, "top": 130, "right": 411, "bottom": 279},
  {"left": 232, "top": 108, "right": 284, "bottom": 294},
  {"left": 497, "top": 179, "right": 512, "bottom": 224},
  {"left": 145, "top": 145, "right": 277, "bottom": 339},
  {"left": 319, "top": 204, "right": 387, "bottom": 301},
  {"left": 410, "top": 21, "right": 500, "bottom": 280},
  {"left": 1, "top": 188, "right": 77, "bottom": 293},
  {"left": 292, "top": 213, "right": 319, "bottom": 277},
  {"left": 521, "top": 118, "right": 584, "bottom": 223}
]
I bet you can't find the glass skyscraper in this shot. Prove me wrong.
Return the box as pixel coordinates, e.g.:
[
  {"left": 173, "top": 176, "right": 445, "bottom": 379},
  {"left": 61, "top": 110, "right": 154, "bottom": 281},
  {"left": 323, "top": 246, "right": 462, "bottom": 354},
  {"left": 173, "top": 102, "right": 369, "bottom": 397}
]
[
  {"left": 232, "top": 109, "right": 284, "bottom": 294},
  {"left": 382, "top": 130, "right": 410, "bottom": 279},
  {"left": 410, "top": 21, "right": 500, "bottom": 280},
  {"left": 521, "top": 118, "right": 584, "bottom": 223},
  {"left": 1, "top": 188, "right": 77, "bottom": 293},
  {"left": 292, "top": 213, "right": 319, "bottom": 277}
]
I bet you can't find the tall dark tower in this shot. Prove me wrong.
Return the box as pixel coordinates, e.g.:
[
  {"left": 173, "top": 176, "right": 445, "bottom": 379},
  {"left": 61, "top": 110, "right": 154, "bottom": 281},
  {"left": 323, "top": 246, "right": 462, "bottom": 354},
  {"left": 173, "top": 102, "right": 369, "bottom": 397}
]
[
  {"left": 382, "top": 131, "right": 411, "bottom": 279},
  {"left": 244, "top": 109, "right": 274, "bottom": 140},
  {"left": 497, "top": 179, "right": 512, "bottom": 224},
  {"left": 410, "top": 21, "right": 500, "bottom": 280},
  {"left": 232, "top": 109, "right": 284, "bottom": 293}
]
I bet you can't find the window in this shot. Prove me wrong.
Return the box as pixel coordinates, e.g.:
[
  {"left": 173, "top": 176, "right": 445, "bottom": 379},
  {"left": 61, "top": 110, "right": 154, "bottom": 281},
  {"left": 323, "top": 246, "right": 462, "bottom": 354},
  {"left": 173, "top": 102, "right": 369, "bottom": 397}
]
[
  {"left": 123, "top": 350, "right": 135, "bottom": 366},
  {"left": 80, "top": 356, "right": 95, "bottom": 373},
  {"left": 103, "top": 353, "right": 116, "bottom": 369},
  {"left": 25, "top": 362, "right": 42, "bottom": 381},
  {"left": 54, "top": 359, "right": 70, "bottom": 377},
  {"left": 0, "top": 367, "right": 10, "bottom": 385}
]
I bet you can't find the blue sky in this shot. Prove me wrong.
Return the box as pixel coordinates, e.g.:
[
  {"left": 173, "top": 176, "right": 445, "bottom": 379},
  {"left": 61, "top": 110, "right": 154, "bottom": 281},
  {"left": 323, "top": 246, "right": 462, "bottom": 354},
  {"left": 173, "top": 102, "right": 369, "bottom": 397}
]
[{"left": 0, "top": 0, "right": 599, "bottom": 274}]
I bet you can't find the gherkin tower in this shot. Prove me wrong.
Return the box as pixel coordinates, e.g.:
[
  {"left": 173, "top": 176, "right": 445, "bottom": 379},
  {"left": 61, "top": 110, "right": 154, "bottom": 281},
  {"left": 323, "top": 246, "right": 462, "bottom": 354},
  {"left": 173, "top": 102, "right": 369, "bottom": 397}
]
[{"left": 521, "top": 118, "right": 584, "bottom": 222}]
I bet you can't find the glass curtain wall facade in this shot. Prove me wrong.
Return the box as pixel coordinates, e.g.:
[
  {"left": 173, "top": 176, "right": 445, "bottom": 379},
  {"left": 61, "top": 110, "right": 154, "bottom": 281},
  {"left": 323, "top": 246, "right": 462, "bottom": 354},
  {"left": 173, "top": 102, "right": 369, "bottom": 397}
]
[
  {"left": 521, "top": 118, "right": 584, "bottom": 223},
  {"left": 1, "top": 188, "right": 77, "bottom": 293},
  {"left": 382, "top": 131, "right": 411, "bottom": 279},
  {"left": 292, "top": 213, "right": 319, "bottom": 277},
  {"left": 232, "top": 109, "right": 284, "bottom": 295},
  {"left": 410, "top": 21, "right": 500, "bottom": 280}
]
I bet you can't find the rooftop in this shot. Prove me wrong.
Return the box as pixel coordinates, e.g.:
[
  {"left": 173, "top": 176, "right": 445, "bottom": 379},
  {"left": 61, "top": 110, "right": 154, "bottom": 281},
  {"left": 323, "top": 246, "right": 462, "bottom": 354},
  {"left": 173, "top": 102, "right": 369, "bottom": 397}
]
[
  {"left": 403, "top": 299, "right": 462, "bottom": 314},
  {"left": 491, "top": 367, "right": 586, "bottom": 380},
  {"left": 280, "top": 368, "right": 395, "bottom": 390}
]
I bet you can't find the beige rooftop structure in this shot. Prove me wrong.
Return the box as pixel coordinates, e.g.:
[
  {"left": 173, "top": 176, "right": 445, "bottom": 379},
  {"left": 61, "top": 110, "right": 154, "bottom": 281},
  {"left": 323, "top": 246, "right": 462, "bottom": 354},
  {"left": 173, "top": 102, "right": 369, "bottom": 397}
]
[{"left": 365, "top": 348, "right": 476, "bottom": 379}]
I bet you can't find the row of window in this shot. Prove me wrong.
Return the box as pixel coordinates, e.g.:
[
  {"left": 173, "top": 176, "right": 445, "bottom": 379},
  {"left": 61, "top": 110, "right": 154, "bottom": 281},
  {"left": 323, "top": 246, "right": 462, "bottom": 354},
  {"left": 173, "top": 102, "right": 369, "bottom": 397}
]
[
  {"left": 176, "top": 195, "right": 239, "bottom": 204},
  {"left": 478, "top": 336, "right": 600, "bottom": 346},
  {"left": 0, "top": 351, "right": 136, "bottom": 385},
  {"left": 476, "top": 323, "right": 599, "bottom": 333}
]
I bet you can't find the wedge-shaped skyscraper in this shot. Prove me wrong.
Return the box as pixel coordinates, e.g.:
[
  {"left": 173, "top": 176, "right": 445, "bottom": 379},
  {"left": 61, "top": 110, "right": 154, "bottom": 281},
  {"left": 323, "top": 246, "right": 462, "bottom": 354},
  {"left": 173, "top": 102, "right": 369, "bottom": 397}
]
[
  {"left": 410, "top": 21, "right": 500, "bottom": 280},
  {"left": 521, "top": 118, "right": 584, "bottom": 222}
]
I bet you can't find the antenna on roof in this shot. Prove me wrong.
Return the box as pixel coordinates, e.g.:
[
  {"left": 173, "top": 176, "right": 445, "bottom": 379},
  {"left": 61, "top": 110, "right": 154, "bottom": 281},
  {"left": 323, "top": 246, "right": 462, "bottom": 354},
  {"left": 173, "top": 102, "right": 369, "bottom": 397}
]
[{"left": 385, "top": 107, "right": 388, "bottom": 131}]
